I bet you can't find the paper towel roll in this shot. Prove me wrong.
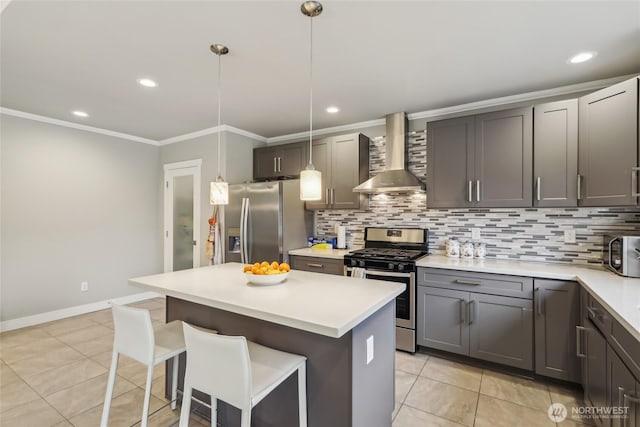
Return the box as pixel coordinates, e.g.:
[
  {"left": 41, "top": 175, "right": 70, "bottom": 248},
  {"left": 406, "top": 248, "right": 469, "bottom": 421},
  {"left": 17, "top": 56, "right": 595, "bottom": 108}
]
[{"left": 336, "top": 226, "right": 346, "bottom": 249}]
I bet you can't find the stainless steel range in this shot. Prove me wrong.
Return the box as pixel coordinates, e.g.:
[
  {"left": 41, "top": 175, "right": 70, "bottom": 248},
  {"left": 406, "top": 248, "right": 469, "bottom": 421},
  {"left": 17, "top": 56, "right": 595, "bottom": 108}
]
[{"left": 344, "top": 227, "right": 429, "bottom": 353}]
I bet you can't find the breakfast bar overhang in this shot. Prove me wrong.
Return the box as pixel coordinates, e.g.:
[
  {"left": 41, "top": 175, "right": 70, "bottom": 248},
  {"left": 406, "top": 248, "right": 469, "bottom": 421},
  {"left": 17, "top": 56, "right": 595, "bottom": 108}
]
[{"left": 129, "top": 263, "right": 404, "bottom": 427}]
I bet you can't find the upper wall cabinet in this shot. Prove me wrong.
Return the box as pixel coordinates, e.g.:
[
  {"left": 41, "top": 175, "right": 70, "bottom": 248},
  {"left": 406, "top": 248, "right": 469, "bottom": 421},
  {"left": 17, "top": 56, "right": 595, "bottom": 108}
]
[
  {"left": 578, "top": 77, "right": 639, "bottom": 206},
  {"left": 426, "top": 107, "right": 533, "bottom": 208},
  {"left": 305, "top": 133, "right": 369, "bottom": 210},
  {"left": 533, "top": 100, "right": 578, "bottom": 207},
  {"left": 253, "top": 141, "right": 307, "bottom": 181}
]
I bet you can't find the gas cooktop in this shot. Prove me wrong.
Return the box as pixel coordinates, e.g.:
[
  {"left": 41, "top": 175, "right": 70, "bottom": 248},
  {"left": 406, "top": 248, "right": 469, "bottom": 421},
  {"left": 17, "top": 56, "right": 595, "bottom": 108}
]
[{"left": 346, "top": 248, "right": 428, "bottom": 262}]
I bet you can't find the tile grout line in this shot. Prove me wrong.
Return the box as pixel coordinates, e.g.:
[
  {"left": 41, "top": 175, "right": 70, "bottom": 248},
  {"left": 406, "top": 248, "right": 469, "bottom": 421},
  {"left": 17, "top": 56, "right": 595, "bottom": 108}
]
[{"left": 472, "top": 369, "right": 484, "bottom": 427}]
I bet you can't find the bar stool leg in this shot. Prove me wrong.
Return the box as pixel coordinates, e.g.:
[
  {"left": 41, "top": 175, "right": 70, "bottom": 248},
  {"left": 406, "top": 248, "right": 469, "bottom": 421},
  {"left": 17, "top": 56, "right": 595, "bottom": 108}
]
[
  {"left": 100, "top": 350, "right": 119, "bottom": 427},
  {"left": 179, "top": 386, "right": 193, "bottom": 427},
  {"left": 298, "top": 363, "right": 307, "bottom": 427},
  {"left": 171, "top": 356, "right": 179, "bottom": 410},
  {"left": 140, "top": 364, "right": 154, "bottom": 427}
]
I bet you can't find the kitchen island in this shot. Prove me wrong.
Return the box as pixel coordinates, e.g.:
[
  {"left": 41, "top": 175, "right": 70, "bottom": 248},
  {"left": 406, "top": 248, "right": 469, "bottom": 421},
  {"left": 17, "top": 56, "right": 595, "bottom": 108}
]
[{"left": 129, "top": 262, "right": 404, "bottom": 427}]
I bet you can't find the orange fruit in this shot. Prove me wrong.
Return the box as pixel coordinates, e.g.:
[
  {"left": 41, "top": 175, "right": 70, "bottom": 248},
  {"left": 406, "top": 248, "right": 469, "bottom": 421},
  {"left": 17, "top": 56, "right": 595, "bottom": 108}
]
[
  {"left": 243, "top": 265, "right": 252, "bottom": 272},
  {"left": 253, "top": 262, "right": 260, "bottom": 268},
  {"left": 279, "top": 262, "right": 291, "bottom": 272},
  {"left": 271, "top": 261, "right": 279, "bottom": 270},
  {"left": 260, "top": 261, "right": 270, "bottom": 268}
]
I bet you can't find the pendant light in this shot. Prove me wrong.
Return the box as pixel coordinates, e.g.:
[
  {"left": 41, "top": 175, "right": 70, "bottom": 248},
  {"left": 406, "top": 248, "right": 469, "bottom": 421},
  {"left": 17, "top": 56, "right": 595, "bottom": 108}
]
[
  {"left": 299, "top": 1, "right": 323, "bottom": 201},
  {"left": 209, "top": 44, "right": 229, "bottom": 205}
]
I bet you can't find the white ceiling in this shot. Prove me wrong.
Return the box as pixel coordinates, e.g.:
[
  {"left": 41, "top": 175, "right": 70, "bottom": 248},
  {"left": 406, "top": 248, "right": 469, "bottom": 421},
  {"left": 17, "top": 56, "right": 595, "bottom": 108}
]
[{"left": 1, "top": 1, "right": 639, "bottom": 141}]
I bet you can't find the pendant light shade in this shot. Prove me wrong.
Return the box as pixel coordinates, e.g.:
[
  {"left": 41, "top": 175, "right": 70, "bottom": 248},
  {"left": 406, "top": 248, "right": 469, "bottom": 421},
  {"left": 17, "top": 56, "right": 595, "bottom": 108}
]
[
  {"left": 210, "top": 43, "right": 229, "bottom": 206},
  {"left": 299, "top": 1, "right": 323, "bottom": 201}
]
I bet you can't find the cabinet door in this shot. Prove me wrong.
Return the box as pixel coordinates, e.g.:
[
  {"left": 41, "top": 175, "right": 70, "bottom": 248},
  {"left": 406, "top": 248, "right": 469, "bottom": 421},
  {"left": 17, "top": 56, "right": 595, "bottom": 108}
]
[
  {"left": 279, "top": 142, "right": 307, "bottom": 177},
  {"left": 253, "top": 146, "right": 278, "bottom": 180},
  {"left": 608, "top": 345, "right": 639, "bottom": 427},
  {"left": 534, "top": 279, "right": 580, "bottom": 382},
  {"left": 331, "top": 135, "right": 361, "bottom": 209},
  {"left": 474, "top": 107, "right": 533, "bottom": 207},
  {"left": 533, "top": 100, "right": 578, "bottom": 207},
  {"left": 304, "top": 138, "right": 331, "bottom": 210},
  {"left": 469, "top": 293, "right": 533, "bottom": 369},
  {"left": 585, "top": 322, "right": 608, "bottom": 427},
  {"left": 417, "top": 286, "right": 469, "bottom": 355},
  {"left": 579, "top": 78, "right": 638, "bottom": 206},
  {"left": 426, "top": 116, "right": 475, "bottom": 208}
]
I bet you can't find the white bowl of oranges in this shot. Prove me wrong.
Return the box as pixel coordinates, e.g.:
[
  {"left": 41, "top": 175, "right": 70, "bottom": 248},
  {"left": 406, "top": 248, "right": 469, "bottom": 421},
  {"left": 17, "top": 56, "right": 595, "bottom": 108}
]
[{"left": 243, "top": 261, "right": 291, "bottom": 285}]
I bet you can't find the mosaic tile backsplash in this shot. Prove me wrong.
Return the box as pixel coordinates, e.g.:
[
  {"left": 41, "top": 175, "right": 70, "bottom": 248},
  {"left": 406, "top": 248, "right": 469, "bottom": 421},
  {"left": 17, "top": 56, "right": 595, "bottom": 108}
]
[{"left": 316, "top": 130, "right": 640, "bottom": 264}]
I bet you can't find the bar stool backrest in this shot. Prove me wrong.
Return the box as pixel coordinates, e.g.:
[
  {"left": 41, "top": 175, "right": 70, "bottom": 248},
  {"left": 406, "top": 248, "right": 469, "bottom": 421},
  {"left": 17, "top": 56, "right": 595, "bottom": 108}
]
[
  {"left": 112, "top": 304, "right": 155, "bottom": 365},
  {"left": 182, "top": 323, "right": 252, "bottom": 410}
]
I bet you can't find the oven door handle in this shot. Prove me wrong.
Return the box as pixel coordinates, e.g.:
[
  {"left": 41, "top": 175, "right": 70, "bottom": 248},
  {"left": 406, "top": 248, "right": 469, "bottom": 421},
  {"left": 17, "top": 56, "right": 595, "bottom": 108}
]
[{"left": 361, "top": 269, "right": 412, "bottom": 278}]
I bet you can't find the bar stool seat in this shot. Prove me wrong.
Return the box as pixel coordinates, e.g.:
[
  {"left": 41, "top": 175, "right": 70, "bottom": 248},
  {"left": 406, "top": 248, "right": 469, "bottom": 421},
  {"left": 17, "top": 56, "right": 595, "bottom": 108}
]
[{"left": 179, "top": 322, "right": 307, "bottom": 427}]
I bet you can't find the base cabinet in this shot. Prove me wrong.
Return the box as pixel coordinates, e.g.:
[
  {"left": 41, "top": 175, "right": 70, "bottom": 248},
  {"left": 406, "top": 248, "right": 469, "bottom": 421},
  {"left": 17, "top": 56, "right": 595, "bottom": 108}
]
[
  {"left": 417, "top": 286, "right": 469, "bottom": 355},
  {"left": 608, "top": 345, "right": 640, "bottom": 427},
  {"left": 534, "top": 279, "right": 580, "bottom": 382},
  {"left": 289, "top": 255, "right": 344, "bottom": 276}
]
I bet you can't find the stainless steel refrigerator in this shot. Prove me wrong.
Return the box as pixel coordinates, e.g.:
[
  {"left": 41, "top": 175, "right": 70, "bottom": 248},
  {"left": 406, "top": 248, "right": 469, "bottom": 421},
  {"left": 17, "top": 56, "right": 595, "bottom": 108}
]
[{"left": 225, "top": 179, "right": 313, "bottom": 264}]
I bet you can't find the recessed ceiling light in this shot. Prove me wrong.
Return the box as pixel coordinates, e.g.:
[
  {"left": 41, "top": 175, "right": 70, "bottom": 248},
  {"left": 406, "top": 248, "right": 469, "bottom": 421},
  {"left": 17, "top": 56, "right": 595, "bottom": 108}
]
[
  {"left": 137, "top": 78, "right": 158, "bottom": 88},
  {"left": 326, "top": 106, "right": 339, "bottom": 114},
  {"left": 568, "top": 51, "right": 597, "bottom": 64},
  {"left": 72, "top": 110, "right": 89, "bottom": 118}
]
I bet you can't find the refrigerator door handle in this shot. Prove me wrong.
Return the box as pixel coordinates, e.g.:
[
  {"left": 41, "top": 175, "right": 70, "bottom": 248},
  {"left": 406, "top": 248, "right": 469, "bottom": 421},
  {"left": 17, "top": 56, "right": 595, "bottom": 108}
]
[
  {"left": 243, "top": 197, "right": 250, "bottom": 263},
  {"left": 239, "top": 198, "right": 246, "bottom": 264}
]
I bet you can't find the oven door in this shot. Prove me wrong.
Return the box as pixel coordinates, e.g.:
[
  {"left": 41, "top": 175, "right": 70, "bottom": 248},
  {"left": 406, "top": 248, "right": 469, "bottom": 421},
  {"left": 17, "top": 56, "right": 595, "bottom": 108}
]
[{"left": 346, "top": 267, "right": 415, "bottom": 329}]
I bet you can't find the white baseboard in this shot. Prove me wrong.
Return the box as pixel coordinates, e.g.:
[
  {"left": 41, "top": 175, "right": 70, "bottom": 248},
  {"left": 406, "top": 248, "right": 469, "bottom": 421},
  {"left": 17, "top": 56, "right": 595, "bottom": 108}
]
[{"left": 0, "top": 291, "right": 160, "bottom": 332}]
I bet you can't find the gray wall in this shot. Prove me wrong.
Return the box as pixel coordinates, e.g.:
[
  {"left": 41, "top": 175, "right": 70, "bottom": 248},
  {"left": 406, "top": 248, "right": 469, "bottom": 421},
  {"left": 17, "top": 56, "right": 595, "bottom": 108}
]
[
  {"left": 1, "top": 114, "right": 162, "bottom": 321},
  {"left": 160, "top": 130, "right": 262, "bottom": 267}
]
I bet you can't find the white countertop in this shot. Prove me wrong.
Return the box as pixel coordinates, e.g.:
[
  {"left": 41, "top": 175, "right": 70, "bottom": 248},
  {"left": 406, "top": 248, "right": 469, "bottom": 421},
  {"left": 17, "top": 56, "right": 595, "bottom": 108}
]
[
  {"left": 129, "top": 262, "right": 404, "bottom": 338},
  {"left": 417, "top": 255, "right": 640, "bottom": 341},
  {"left": 288, "top": 247, "right": 354, "bottom": 259}
]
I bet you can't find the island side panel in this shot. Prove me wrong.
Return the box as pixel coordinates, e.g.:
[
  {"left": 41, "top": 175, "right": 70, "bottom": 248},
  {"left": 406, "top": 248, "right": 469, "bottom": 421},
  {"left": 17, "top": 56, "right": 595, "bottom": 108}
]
[
  {"left": 166, "top": 296, "right": 353, "bottom": 427},
  {"left": 351, "top": 300, "right": 395, "bottom": 427}
]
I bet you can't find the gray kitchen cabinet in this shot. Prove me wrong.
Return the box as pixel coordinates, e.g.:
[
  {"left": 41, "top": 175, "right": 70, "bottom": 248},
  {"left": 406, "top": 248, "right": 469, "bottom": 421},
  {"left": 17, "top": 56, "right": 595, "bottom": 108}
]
[
  {"left": 305, "top": 133, "right": 369, "bottom": 210},
  {"left": 425, "top": 107, "right": 532, "bottom": 208},
  {"left": 533, "top": 100, "right": 579, "bottom": 207},
  {"left": 534, "top": 279, "right": 580, "bottom": 382},
  {"left": 578, "top": 77, "right": 639, "bottom": 206},
  {"left": 416, "top": 286, "right": 470, "bottom": 355},
  {"left": 608, "top": 345, "right": 640, "bottom": 427},
  {"left": 290, "top": 255, "right": 344, "bottom": 275},
  {"left": 584, "top": 322, "right": 609, "bottom": 427},
  {"left": 253, "top": 141, "right": 307, "bottom": 181},
  {"left": 469, "top": 293, "right": 533, "bottom": 370},
  {"left": 426, "top": 116, "right": 475, "bottom": 208}
]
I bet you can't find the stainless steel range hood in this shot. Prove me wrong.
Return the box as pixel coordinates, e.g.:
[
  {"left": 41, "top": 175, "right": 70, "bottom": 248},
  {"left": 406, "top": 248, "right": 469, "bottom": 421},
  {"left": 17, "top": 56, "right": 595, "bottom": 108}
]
[{"left": 353, "top": 112, "right": 425, "bottom": 193}]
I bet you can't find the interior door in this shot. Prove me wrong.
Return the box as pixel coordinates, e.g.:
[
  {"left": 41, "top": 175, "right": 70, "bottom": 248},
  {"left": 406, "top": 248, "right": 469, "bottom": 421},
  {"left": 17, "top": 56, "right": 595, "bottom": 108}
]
[{"left": 163, "top": 160, "right": 201, "bottom": 272}]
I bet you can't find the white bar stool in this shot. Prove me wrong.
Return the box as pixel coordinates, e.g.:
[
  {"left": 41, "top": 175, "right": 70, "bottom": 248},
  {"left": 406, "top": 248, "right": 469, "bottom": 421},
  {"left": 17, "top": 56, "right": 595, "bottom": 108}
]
[
  {"left": 101, "top": 303, "right": 188, "bottom": 427},
  {"left": 179, "top": 323, "right": 307, "bottom": 427}
]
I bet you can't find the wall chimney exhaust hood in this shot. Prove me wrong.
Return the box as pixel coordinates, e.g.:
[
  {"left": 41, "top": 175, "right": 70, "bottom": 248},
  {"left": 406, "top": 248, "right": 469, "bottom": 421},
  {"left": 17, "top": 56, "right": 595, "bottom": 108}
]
[{"left": 353, "top": 112, "right": 425, "bottom": 194}]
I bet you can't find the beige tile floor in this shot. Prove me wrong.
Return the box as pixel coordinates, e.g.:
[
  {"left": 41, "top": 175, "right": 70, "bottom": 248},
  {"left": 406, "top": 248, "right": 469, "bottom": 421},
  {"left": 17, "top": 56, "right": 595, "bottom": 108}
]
[{"left": 0, "top": 297, "right": 591, "bottom": 426}]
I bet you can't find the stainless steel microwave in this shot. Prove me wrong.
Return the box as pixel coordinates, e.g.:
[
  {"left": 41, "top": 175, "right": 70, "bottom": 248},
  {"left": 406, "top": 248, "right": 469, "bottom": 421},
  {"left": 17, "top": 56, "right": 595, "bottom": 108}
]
[{"left": 604, "top": 235, "right": 640, "bottom": 278}]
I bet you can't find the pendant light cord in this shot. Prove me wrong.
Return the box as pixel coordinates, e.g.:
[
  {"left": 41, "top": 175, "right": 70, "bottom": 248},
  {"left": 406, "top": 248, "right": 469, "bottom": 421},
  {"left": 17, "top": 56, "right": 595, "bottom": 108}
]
[
  {"left": 308, "top": 16, "right": 313, "bottom": 165},
  {"left": 217, "top": 52, "right": 222, "bottom": 179}
]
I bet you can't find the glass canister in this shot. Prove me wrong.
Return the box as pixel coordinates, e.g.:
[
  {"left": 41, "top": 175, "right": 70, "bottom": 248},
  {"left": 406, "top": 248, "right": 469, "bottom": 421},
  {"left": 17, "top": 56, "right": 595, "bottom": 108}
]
[
  {"left": 474, "top": 242, "right": 486, "bottom": 259},
  {"left": 445, "top": 237, "right": 460, "bottom": 258},
  {"left": 461, "top": 241, "right": 474, "bottom": 259}
]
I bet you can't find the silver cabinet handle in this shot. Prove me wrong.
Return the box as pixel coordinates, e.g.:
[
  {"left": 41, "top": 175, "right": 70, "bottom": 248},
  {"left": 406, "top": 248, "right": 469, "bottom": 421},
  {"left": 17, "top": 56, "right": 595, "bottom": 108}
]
[
  {"left": 576, "top": 325, "right": 587, "bottom": 358},
  {"left": 577, "top": 174, "right": 582, "bottom": 200},
  {"left": 273, "top": 157, "right": 277, "bottom": 173},
  {"left": 460, "top": 299, "right": 466, "bottom": 324},
  {"left": 331, "top": 188, "right": 335, "bottom": 205},
  {"left": 468, "top": 180, "right": 473, "bottom": 203},
  {"left": 586, "top": 305, "right": 606, "bottom": 321},
  {"left": 325, "top": 188, "right": 330, "bottom": 205},
  {"left": 476, "top": 180, "right": 481, "bottom": 202},
  {"left": 535, "top": 288, "right": 543, "bottom": 316},
  {"left": 632, "top": 166, "right": 640, "bottom": 197},
  {"left": 623, "top": 392, "right": 640, "bottom": 427},
  {"left": 455, "top": 279, "right": 481, "bottom": 285},
  {"left": 469, "top": 300, "right": 477, "bottom": 324},
  {"left": 278, "top": 157, "right": 282, "bottom": 173},
  {"left": 536, "top": 177, "right": 541, "bottom": 201},
  {"left": 307, "top": 263, "right": 324, "bottom": 268}
]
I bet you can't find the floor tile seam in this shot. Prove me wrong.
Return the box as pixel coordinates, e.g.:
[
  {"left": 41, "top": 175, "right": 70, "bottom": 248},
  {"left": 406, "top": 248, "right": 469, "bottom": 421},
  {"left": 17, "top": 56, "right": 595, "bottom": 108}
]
[
  {"left": 25, "top": 360, "right": 109, "bottom": 399},
  {"left": 0, "top": 335, "right": 73, "bottom": 362},
  {"left": 471, "top": 370, "right": 484, "bottom": 427},
  {"left": 416, "top": 373, "right": 482, "bottom": 394},
  {"left": 54, "top": 326, "right": 115, "bottom": 346},
  {"left": 40, "top": 318, "right": 104, "bottom": 337},
  {"left": 401, "top": 401, "right": 468, "bottom": 426},
  {"left": 5, "top": 349, "right": 85, "bottom": 381},
  {"left": 0, "top": 368, "right": 67, "bottom": 423},
  {"left": 0, "top": 361, "right": 23, "bottom": 386}
]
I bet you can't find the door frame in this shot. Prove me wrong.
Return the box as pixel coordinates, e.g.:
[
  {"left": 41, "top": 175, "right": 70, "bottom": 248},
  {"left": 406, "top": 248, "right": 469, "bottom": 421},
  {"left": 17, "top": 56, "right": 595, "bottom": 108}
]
[{"left": 163, "top": 159, "right": 202, "bottom": 272}]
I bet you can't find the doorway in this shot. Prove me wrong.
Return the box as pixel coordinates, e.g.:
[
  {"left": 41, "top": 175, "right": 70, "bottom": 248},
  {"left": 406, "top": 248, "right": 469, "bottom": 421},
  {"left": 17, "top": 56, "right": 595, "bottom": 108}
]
[{"left": 163, "top": 159, "right": 201, "bottom": 272}]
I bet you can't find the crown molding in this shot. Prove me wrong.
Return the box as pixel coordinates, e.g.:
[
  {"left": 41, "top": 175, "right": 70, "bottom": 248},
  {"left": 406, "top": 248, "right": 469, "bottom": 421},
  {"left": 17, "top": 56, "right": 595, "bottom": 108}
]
[
  {"left": 266, "top": 118, "right": 385, "bottom": 144},
  {"left": 158, "top": 124, "right": 267, "bottom": 146},
  {"left": 0, "top": 107, "right": 158, "bottom": 145}
]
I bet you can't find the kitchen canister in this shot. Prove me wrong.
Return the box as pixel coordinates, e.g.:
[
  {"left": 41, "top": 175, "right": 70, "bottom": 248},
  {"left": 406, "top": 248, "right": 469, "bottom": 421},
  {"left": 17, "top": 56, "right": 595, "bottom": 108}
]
[
  {"left": 461, "top": 241, "right": 474, "bottom": 259},
  {"left": 474, "top": 242, "right": 486, "bottom": 259},
  {"left": 445, "top": 237, "right": 460, "bottom": 258}
]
